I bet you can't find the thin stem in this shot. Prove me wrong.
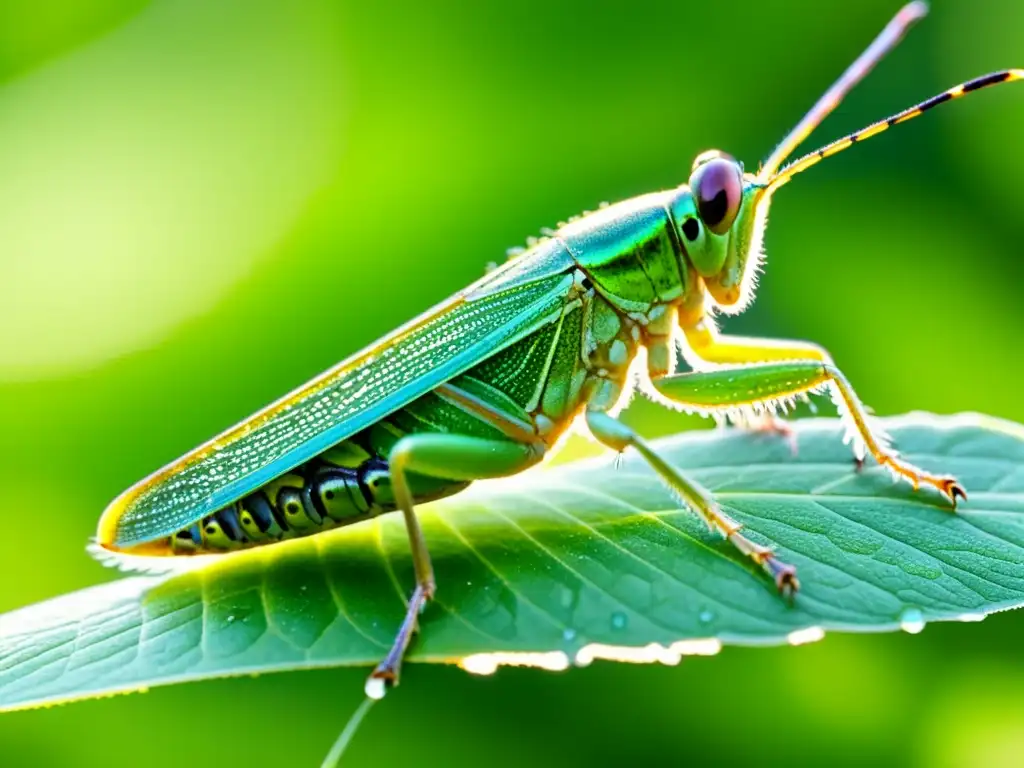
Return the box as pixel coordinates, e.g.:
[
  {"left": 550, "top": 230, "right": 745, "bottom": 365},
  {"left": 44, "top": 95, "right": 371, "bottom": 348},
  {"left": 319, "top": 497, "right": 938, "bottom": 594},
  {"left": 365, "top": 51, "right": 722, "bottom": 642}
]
[{"left": 321, "top": 696, "right": 378, "bottom": 768}]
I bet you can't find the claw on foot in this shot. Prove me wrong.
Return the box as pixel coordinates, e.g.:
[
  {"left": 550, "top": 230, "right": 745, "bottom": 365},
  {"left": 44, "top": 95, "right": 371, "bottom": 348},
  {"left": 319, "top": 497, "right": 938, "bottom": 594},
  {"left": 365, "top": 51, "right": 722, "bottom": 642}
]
[
  {"left": 943, "top": 479, "right": 968, "bottom": 509},
  {"left": 911, "top": 473, "right": 968, "bottom": 510},
  {"left": 766, "top": 556, "right": 800, "bottom": 600},
  {"left": 368, "top": 661, "right": 398, "bottom": 688},
  {"left": 366, "top": 581, "right": 431, "bottom": 697},
  {"left": 877, "top": 456, "right": 967, "bottom": 511},
  {"left": 725, "top": 524, "right": 800, "bottom": 600}
]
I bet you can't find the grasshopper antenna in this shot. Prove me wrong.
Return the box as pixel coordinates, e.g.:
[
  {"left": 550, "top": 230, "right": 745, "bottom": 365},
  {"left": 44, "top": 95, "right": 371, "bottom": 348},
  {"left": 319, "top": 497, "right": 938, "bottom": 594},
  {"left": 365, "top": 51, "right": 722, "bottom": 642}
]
[
  {"left": 760, "top": 1, "right": 929, "bottom": 177},
  {"left": 766, "top": 69, "right": 1024, "bottom": 192}
]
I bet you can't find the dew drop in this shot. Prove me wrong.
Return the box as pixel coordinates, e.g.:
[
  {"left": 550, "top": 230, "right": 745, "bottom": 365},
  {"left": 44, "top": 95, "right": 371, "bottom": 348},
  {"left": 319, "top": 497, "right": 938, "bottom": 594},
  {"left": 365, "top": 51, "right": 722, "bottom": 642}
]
[
  {"left": 610, "top": 612, "right": 627, "bottom": 630},
  {"left": 956, "top": 612, "right": 986, "bottom": 623},
  {"left": 562, "top": 628, "right": 577, "bottom": 643},
  {"left": 365, "top": 677, "right": 387, "bottom": 700},
  {"left": 226, "top": 615, "right": 235, "bottom": 623},
  {"left": 699, "top": 609, "right": 714, "bottom": 624},
  {"left": 900, "top": 608, "right": 925, "bottom": 634}
]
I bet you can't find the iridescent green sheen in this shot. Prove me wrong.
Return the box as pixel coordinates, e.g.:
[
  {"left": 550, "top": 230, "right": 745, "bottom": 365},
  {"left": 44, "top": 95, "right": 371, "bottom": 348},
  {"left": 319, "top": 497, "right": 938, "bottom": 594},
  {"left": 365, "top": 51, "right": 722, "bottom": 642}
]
[
  {"left": 540, "top": 305, "right": 586, "bottom": 421},
  {"left": 561, "top": 193, "right": 685, "bottom": 311}
]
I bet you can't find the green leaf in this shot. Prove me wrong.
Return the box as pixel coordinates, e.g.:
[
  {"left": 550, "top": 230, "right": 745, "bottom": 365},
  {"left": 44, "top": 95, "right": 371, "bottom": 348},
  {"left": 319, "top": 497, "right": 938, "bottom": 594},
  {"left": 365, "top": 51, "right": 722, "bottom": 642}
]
[{"left": 3, "top": 413, "right": 1024, "bottom": 712}]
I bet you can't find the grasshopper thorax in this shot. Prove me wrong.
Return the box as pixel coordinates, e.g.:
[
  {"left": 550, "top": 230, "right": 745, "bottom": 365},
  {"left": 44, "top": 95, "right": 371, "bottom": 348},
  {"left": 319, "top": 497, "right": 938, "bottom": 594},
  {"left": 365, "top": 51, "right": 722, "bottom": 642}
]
[{"left": 668, "top": 150, "right": 772, "bottom": 313}]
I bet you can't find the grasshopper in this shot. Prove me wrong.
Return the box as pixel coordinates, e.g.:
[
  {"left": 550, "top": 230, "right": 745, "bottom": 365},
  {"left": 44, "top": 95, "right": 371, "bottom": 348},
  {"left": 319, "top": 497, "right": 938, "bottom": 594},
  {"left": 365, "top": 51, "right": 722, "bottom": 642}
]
[{"left": 96, "top": 2, "right": 1020, "bottom": 698}]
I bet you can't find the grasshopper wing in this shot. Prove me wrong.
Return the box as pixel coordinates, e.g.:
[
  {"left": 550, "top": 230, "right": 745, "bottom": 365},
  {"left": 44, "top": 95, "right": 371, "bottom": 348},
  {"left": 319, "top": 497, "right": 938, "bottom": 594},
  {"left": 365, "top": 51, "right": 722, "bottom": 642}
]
[{"left": 99, "top": 242, "right": 576, "bottom": 549}]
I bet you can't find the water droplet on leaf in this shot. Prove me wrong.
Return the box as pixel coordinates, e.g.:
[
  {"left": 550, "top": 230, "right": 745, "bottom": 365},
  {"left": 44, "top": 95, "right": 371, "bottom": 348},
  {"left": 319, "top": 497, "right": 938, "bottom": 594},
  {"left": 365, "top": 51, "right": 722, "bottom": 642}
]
[{"left": 900, "top": 608, "right": 925, "bottom": 634}]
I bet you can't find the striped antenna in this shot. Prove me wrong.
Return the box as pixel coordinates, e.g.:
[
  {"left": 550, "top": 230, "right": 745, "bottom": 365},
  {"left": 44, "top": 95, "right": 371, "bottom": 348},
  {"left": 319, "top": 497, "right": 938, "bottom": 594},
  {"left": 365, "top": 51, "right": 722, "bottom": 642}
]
[
  {"left": 760, "top": 1, "right": 929, "bottom": 178},
  {"left": 765, "top": 69, "right": 1024, "bottom": 192}
]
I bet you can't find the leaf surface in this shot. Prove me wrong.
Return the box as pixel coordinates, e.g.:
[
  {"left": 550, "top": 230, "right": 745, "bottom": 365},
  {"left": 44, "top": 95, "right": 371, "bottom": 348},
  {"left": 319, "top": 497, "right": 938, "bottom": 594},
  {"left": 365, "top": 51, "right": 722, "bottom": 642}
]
[{"left": 3, "top": 413, "right": 1024, "bottom": 711}]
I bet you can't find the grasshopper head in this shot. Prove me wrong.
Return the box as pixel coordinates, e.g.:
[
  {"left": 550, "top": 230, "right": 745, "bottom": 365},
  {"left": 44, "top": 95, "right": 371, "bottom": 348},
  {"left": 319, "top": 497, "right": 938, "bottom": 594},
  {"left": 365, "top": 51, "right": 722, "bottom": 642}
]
[
  {"left": 664, "top": 7, "right": 1024, "bottom": 315},
  {"left": 668, "top": 150, "right": 772, "bottom": 314}
]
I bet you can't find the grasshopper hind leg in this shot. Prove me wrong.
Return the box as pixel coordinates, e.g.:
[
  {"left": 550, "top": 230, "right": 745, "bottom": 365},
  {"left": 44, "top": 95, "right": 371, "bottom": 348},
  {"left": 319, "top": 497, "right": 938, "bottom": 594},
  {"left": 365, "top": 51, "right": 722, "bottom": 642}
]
[{"left": 366, "top": 433, "right": 544, "bottom": 696}]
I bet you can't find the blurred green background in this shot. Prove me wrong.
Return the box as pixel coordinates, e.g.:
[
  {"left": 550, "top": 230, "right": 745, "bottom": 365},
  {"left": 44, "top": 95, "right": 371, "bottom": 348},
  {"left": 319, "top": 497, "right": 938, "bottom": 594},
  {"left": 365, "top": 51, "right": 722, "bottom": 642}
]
[{"left": 1, "top": 0, "right": 1023, "bottom": 765}]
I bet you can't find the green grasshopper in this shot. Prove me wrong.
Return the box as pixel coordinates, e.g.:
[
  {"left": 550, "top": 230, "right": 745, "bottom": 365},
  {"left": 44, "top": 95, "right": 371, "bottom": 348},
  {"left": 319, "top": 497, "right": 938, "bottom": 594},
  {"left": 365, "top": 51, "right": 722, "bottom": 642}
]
[{"left": 95, "top": 2, "right": 1020, "bottom": 699}]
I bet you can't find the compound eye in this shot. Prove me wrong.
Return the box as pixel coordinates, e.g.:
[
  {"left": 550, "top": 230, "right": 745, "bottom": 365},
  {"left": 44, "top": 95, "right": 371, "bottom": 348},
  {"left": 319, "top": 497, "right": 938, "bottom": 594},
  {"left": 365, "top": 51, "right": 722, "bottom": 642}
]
[{"left": 690, "top": 157, "right": 743, "bottom": 235}]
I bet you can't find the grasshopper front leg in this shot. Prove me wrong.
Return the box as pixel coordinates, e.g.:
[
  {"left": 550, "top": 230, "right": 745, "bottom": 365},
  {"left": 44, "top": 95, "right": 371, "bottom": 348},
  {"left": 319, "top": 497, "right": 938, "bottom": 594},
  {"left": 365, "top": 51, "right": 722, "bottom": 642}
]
[
  {"left": 675, "top": 316, "right": 834, "bottom": 450},
  {"left": 679, "top": 315, "right": 832, "bottom": 369},
  {"left": 675, "top": 317, "right": 965, "bottom": 503},
  {"left": 649, "top": 360, "right": 966, "bottom": 506}
]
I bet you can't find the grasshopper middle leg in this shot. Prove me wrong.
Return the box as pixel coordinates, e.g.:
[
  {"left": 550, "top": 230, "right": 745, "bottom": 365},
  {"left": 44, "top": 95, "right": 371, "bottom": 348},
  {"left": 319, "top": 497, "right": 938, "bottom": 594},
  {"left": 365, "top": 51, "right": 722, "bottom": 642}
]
[{"left": 585, "top": 409, "right": 799, "bottom": 595}]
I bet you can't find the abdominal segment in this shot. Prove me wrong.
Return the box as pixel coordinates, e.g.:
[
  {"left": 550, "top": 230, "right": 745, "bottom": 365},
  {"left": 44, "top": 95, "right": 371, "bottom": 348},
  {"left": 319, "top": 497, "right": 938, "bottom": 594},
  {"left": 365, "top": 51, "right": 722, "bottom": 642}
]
[
  {"left": 171, "top": 458, "right": 383, "bottom": 554},
  {"left": 154, "top": 438, "right": 467, "bottom": 555}
]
